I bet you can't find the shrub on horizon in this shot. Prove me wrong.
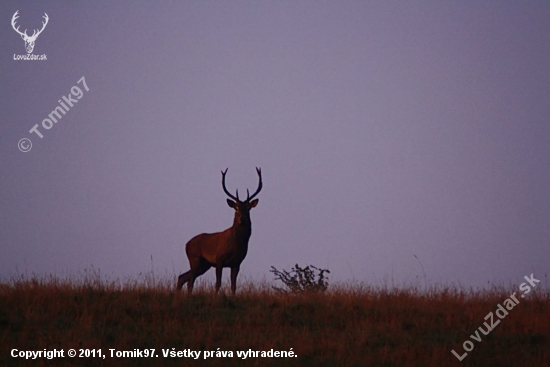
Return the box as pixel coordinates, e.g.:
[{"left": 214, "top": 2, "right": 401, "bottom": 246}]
[{"left": 270, "top": 264, "right": 330, "bottom": 294}]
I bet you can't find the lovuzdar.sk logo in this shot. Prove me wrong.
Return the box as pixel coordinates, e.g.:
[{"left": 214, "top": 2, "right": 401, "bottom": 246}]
[{"left": 12, "top": 10, "right": 48, "bottom": 61}]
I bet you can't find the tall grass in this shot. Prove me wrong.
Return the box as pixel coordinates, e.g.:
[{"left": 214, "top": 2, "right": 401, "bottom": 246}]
[{"left": 1, "top": 272, "right": 549, "bottom": 366}]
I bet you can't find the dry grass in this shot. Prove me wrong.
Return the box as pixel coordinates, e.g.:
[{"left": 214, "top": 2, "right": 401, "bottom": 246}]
[{"left": 1, "top": 272, "right": 549, "bottom": 366}]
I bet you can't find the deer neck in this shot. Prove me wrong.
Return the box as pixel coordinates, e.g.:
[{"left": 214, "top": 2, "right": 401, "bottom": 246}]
[{"left": 231, "top": 214, "right": 252, "bottom": 240}]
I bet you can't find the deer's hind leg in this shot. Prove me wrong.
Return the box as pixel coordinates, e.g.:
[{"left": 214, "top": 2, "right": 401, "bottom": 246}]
[
  {"left": 176, "top": 270, "right": 192, "bottom": 291},
  {"left": 186, "top": 258, "right": 211, "bottom": 294}
]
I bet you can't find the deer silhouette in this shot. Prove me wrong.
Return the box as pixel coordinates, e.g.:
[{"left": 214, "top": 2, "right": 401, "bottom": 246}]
[{"left": 177, "top": 168, "right": 263, "bottom": 294}]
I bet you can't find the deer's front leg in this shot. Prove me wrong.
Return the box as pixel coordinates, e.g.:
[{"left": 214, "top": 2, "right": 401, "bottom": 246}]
[
  {"left": 215, "top": 265, "right": 223, "bottom": 293},
  {"left": 230, "top": 266, "right": 240, "bottom": 295}
]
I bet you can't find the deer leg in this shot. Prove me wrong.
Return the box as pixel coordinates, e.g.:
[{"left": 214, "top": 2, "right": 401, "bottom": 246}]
[
  {"left": 215, "top": 265, "right": 223, "bottom": 294},
  {"left": 187, "top": 267, "right": 207, "bottom": 294},
  {"left": 177, "top": 270, "right": 192, "bottom": 291},
  {"left": 187, "top": 276, "right": 195, "bottom": 294},
  {"left": 185, "top": 258, "right": 210, "bottom": 294},
  {"left": 187, "top": 268, "right": 197, "bottom": 294},
  {"left": 230, "top": 266, "right": 240, "bottom": 295}
]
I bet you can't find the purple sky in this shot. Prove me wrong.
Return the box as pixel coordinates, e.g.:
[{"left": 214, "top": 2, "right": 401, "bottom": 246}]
[{"left": 1, "top": 2, "right": 549, "bottom": 289}]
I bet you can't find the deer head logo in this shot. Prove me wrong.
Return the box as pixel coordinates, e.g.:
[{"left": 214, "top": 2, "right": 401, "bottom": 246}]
[{"left": 11, "top": 11, "right": 49, "bottom": 54}]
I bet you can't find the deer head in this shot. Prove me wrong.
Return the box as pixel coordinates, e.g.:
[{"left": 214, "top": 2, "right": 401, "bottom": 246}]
[
  {"left": 12, "top": 11, "right": 49, "bottom": 54},
  {"left": 222, "top": 167, "right": 262, "bottom": 225}
]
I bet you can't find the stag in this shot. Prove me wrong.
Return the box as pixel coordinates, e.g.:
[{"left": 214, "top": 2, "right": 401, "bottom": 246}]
[
  {"left": 11, "top": 11, "right": 49, "bottom": 54},
  {"left": 177, "top": 168, "right": 263, "bottom": 294}
]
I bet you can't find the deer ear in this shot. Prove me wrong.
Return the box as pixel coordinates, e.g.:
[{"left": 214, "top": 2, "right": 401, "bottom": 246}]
[
  {"left": 249, "top": 199, "right": 259, "bottom": 208},
  {"left": 227, "top": 199, "right": 237, "bottom": 208}
]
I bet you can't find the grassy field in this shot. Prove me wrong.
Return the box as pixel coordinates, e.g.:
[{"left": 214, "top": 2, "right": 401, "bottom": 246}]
[{"left": 0, "top": 274, "right": 549, "bottom": 367}]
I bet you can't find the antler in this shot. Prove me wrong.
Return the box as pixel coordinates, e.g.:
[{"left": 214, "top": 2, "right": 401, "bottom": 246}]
[
  {"left": 246, "top": 167, "right": 263, "bottom": 202},
  {"left": 11, "top": 11, "right": 48, "bottom": 40},
  {"left": 11, "top": 11, "right": 27, "bottom": 37},
  {"left": 30, "top": 13, "right": 49, "bottom": 39},
  {"left": 221, "top": 168, "right": 239, "bottom": 202}
]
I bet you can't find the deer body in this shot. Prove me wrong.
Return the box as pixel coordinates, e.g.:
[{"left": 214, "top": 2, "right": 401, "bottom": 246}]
[
  {"left": 177, "top": 168, "right": 262, "bottom": 294},
  {"left": 186, "top": 226, "right": 249, "bottom": 269}
]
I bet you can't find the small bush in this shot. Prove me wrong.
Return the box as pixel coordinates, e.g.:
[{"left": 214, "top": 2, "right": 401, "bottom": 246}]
[{"left": 270, "top": 264, "right": 330, "bottom": 294}]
